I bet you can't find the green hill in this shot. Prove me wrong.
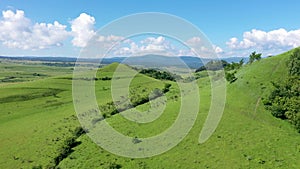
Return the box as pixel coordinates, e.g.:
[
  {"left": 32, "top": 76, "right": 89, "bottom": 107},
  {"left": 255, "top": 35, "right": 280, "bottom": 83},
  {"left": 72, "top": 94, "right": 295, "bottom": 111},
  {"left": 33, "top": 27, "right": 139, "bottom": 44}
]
[
  {"left": 59, "top": 49, "right": 300, "bottom": 168},
  {"left": 0, "top": 49, "right": 299, "bottom": 169}
]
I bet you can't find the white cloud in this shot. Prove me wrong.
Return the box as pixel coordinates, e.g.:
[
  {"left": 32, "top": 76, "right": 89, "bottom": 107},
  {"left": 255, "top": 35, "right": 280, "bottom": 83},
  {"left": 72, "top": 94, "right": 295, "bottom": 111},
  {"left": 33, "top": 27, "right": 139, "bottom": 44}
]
[
  {"left": 112, "top": 36, "right": 180, "bottom": 56},
  {"left": 185, "top": 37, "right": 223, "bottom": 57},
  {"left": 141, "top": 36, "right": 166, "bottom": 45},
  {"left": 0, "top": 10, "right": 69, "bottom": 50},
  {"left": 186, "top": 36, "right": 202, "bottom": 46},
  {"left": 110, "top": 36, "right": 224, "bottom": 58},
  {"left": 213, "top": 45, "right": 224, "bottom": 54},
  {"left": 140, "top": 36, "right": 175, "bottom": 53},
  {"left": 97, "top": 35, "right": 124, "bottom": 43},
  {"left": 70, "top": 13, "right": 96, "bottom": 47},
  {"left": 226, "top": 28, "right": 300, "bottom": 50},
  {"left": 0, "top": 10, "right": 97, "bottom": 50}
]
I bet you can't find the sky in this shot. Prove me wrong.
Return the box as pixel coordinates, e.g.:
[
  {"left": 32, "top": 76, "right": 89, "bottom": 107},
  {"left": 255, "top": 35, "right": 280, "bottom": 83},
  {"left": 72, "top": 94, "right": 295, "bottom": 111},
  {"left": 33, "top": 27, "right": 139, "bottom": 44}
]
[{"left": 0, "top": 0, "right": 300, "bottom": 58}]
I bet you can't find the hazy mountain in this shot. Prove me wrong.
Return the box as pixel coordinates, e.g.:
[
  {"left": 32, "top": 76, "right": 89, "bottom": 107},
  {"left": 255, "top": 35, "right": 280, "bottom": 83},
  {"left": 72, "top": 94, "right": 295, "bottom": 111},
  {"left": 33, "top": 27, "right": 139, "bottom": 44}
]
[{"left": 0, "top": 55, "right": 247, "bottom": 69}]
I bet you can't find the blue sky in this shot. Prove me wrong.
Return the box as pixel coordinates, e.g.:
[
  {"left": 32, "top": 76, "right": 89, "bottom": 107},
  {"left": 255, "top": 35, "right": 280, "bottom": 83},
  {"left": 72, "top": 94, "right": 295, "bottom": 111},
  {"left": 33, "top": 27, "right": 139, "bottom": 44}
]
[{"left": 0, "top": 0, "right": 300, "bottom": 57}]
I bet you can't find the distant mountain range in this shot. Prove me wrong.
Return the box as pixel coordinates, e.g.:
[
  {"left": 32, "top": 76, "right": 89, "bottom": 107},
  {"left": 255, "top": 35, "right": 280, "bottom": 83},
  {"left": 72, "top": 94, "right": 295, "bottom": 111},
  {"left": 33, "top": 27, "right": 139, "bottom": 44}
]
[{"left": 0, "top": 55, "right": 248, "bottom": 69}]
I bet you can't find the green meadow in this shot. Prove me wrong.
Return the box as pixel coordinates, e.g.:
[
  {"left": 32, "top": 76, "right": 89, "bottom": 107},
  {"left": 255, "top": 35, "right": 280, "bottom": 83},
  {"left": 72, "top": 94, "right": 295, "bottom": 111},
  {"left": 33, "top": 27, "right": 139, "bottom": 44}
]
[{"left": 0, "top": 49, "right": 299, "bottom": 169}]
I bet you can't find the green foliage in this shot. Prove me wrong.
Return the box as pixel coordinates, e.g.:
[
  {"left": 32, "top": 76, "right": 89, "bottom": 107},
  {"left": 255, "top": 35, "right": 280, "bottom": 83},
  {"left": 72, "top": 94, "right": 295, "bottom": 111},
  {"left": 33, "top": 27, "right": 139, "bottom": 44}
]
[
  {"left": 97, "top": 76, "right": 112, "bottom": 81},
  {"left": 73, "top": 126, "right": 85, "bottom": 137},
  {"left": 98, "top": 84, "right": 171, "bottom": 118},
  {"left": 132, "top": 136, "right": 142, "bottom": 144},
  {"left": 53, "top": 127, "right": 84, "bottom": 167},
  {"left": 195, "top": 65, "right": 207, "bottom": 72},
  {"left": 239, "top": 58, "right": 244, "bottom": 66},
  {"left": 195, "top": 60, "right": 229, "bottom": 72},
  {"left": 248, "top": 51, "right": 262, "bottom": 64},
  {"left": 288, "top": 48, "right": 300, "bottom": 76},
  {"left": 54, "top": 137, "right": 76, "bottom": 166},
  {"left": 0, "top": 88, "right": 64, "bottom": 104},
  {"left": 139, "top": 68, "right": 180, "bottom": 81},
  {"left": 195, "top": 59, "right": 241, "bottom": 83},
  {"left": 224, "top": 59, "right": 244, "bottom": 71},
  {"left": 264, "top": 49, "right": 300, "bottom": 132},
  {"left": 225, "top": 71, "right": 237, "bottom": 83},
  {"left": 108, "top": 162, "right": 122, "bottom": 169},
  {"left": 42, "top": 62, "right": 75, "bottom": 67},
  {"left": 162, "top": 83, "right": 172, "bottom": 93},
  {"left": 194, "top": 70, "right": 210, "bottom": 79}
]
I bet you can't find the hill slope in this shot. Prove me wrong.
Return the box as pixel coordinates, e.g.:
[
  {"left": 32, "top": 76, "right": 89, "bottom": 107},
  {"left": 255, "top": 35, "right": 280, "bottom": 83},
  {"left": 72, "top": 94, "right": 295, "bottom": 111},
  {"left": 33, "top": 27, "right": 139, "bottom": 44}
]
[
  {"left": 0, "top": 49, "right": 299, "bottom": 169},
  {"left": 59, "top": 49, "right": 300, "bottom": 168}
]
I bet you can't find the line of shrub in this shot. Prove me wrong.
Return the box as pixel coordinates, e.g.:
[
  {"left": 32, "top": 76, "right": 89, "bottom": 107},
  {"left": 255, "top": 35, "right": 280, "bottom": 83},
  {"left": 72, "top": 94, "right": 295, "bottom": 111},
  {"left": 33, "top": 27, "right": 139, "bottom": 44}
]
[{"left": 263, "top": 48, "right": 300, "bottom": 132}]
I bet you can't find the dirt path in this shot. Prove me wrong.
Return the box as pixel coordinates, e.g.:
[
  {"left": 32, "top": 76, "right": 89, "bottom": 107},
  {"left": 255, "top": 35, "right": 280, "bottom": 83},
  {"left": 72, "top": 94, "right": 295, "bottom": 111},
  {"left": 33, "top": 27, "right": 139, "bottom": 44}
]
[{"left": 254, "top": 97, "right": 261, "bottom": 115}]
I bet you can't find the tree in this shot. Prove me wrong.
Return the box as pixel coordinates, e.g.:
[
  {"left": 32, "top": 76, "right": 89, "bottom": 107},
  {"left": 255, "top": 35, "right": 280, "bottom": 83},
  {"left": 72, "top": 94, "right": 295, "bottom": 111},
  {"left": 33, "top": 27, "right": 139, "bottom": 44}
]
[
  {"left": 195, "top": 60, "right": 229, "bottom": 72},
  {"left": 288, "top": 48, "right": 300, "bottom": 76},
  {"left": 225, "top": 71, "right": 237, "bottom": 83},
  {"left": 263, "top": 49, "right": 300, "bottom": 132},
  {"left": 162, "top": 83, "right": 172, "bottom": 93},
  {"left": 239, "top": 59, "right": 244, "bottom": 66},
  {"left": 248, "top": 52, "right": 262, "bottom": 64},
  {"left": 139, "top": 68, "right": 179, "bottom": 81}
]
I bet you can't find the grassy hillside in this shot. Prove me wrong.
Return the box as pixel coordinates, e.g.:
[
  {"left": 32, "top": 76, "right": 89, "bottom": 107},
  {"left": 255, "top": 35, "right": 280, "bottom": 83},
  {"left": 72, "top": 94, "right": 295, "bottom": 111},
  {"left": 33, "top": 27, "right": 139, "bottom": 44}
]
[
  {"left": 0, "top": 62, "right": 167, "bottom": 168},
  {"left": 0, "top": 49, "right": 299, "bottom": 169},
  {"left": 59, "top": 50, "right": 300, "bottom": 168}
]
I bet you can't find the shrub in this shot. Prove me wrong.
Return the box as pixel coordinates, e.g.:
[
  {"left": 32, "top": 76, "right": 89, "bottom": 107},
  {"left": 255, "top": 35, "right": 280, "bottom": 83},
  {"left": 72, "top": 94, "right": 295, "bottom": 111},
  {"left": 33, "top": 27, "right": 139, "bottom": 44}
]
[
  {"left": 139, "top": 68, "right": 179, "bottom": 81},
  {"left": 108, "top": 162, "right": 122, "bottom": 169},
  {"left": 288, "top": 48, "right": 300, "bottom": 76},
  {"left": 248, "top": 51, "right": 262, "bottom": 64},
  {"left": 264, "top": 49, "right": 300, "bottom": 132},
  {"left": 225, "top": 72, "right": 237, "bottom": 83},
  {"left": 162, "top": 83, "right": 171, "bottom": 93},
  {"left": 196, "top": 60, "right": 229, "bottom": 72},
  {"left": 73, "top": 126, "right": 85, "bottom": 137}
]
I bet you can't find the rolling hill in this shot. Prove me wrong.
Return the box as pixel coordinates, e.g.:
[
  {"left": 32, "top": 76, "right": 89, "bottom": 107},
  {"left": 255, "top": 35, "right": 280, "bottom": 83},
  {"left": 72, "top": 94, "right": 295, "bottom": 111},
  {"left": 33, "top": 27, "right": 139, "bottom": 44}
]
[{"left": 0, "top": 49, "right": 299, "bottom": 169}]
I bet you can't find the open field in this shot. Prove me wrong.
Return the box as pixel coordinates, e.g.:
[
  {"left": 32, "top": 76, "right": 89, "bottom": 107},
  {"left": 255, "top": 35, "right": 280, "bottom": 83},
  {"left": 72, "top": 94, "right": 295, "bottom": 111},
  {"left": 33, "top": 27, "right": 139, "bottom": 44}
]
[{"left": 0, "top": 49, "right": 299, "bottom": 168}]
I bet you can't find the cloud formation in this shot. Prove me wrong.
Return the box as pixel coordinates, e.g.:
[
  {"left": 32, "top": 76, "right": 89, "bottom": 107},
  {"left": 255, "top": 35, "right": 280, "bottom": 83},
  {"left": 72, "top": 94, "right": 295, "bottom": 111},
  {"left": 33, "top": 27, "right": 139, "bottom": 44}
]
[
  {"left": 185, "top": 37, "right": 223, "bottom": 57},
  {"left": 71, "top": 13, "right": 96, "bottom": 47},
  {"left": 0, "top": 10, "right": 69, "bottom": 50},
  {"left": 112, "top": 36, "right": 187, "bottom": 56},
  {"left": 6, "top": 9, "right": 299, "bottom": 58},
  {"left": 109, "top": 36, "right": 223, "bottom": 57},
  {"left": 226, "top": 28, "right": 300, "bottom": 51}
]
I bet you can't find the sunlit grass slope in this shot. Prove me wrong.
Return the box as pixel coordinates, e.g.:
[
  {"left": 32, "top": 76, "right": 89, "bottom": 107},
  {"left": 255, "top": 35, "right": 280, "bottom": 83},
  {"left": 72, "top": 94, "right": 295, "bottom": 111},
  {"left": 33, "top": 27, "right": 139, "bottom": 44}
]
[{"left": 1, "top": 49, "right": 300, "bottom": 169}]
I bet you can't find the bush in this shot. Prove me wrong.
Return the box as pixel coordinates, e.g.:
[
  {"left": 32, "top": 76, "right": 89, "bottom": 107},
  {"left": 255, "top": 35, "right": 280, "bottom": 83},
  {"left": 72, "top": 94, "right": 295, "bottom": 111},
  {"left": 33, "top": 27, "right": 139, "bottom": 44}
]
[
  {"left": 162, "top": 83, "right": 171, "bottom": 93},
  {"left": 53, "top": 126, "right": 85, "bottom": 166},
  {"left": 73, "top": 126, "right": 85, "bottom": 137},
  {"left": 108, "top": 162, "right": 122, "bottom": 169},
  {"left": 225, "top": 72, "right": 237, "bottom": 83},
  {"left": 196, "top": 60, "right": 229, "bottom": 72},
  {"left": 288, "top": 48, "right": 300, "bottom": 76},
  {"left": 139, "top": 68, "right": 179, "bottom": 81},
  {"left": 264, "top": 49, "right": 300, "bottom": 132},
  {"left": 224, "top": 59, "right": 244, "bottom": 71},
  {"left": 248, "top": 51, "right": 262, "bottom": 64}
]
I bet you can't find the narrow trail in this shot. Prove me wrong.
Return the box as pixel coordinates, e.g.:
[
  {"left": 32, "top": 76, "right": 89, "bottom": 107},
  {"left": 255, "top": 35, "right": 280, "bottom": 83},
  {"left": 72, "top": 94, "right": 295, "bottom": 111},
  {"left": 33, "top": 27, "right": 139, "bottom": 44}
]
[
  {"left": 241, "top": 58, "right": 284, "bottom": 123},
  {"left": 249, "top": 58, "right": 285, "bottom": 124},
  {"left": 270, "top": 57, "right": 284, "bottom": 77},
  {"left": 253, "top": 97, "right": 261, "bottom": 116}
]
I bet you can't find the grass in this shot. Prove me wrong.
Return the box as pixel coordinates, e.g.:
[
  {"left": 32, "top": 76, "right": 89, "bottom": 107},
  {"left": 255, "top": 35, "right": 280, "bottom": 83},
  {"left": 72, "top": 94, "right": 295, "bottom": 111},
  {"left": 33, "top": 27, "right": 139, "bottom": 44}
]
[
  {"left": 0, "top": 49, "right": 300, "bottom": 168},
  {"left": 0, "top": 59, "right": 73, "bottom": 84}
]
